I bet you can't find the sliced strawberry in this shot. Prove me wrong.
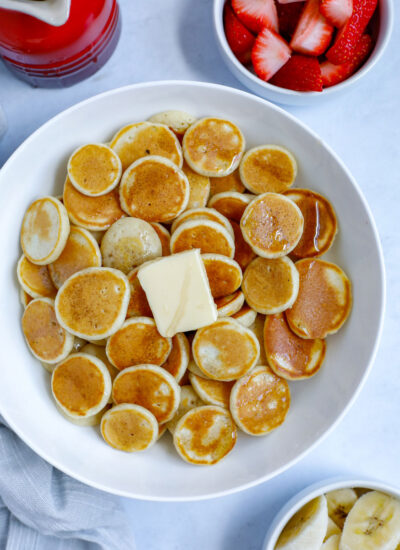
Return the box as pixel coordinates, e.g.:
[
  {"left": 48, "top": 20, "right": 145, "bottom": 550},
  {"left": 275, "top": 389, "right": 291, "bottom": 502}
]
[
  {"left": 321, "top": 33, "right": 372, "bottom": 86},
  {"left": 277, "top": 2, "right": 305, "bottom": 39},
  {"left": 290, "top": 0, "right": 334, "bottom": 56},
  {"left": 270, "top": 54, "right": 323, "bottom": 91},
  {"left": 251, "top": 27, "right": 292, "bottom": 81},
  {"left": 277, "top": 0, "right": 306, "bottom": 3},
  {"left": 326, "top": 0, "right": 378, "bottom": 64},
  {"left": 232, "top": 0, "right": 279, "bottom": 33},
  {"left": 224, "top": 3, "right": 255, "bottom": 62},
  {"left": 320, "top": 0, "right": 353, "bottom": 27}
]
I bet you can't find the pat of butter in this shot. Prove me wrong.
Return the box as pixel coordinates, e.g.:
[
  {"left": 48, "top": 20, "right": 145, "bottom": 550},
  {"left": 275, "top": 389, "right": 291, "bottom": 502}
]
[{"left": 138, "top": 250, "right": 217, "bottom": 337}]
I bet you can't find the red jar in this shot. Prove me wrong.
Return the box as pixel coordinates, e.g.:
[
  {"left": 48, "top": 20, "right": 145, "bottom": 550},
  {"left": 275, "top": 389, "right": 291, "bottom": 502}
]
[{"left": 0, "top": 0, "right": 121, "bottom": 87}]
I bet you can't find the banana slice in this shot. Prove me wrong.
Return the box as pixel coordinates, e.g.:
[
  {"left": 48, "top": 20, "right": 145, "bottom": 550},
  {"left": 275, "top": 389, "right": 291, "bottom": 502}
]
[
  {"left": 326, "top": 488, "right": 358, "bottom": 529},
  {"left": 340, "top": 491, "right": 400, "bottom": 550},
  {"left": 276, "top": 495, "right": 328, "bottom": 550},
  {"left": 324, "top": 517, "right": 341, "bottom": 541},
  {"left": 321, "top": 534, "right": 340, "bottom": 549}
]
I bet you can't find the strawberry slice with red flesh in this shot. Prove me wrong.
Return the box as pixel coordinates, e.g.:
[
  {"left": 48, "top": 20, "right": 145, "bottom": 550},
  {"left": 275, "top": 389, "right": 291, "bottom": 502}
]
[
  {"left": 270, "top": 54, "right": 323, "bottom": 91},
  {"left": 290, "top": 0, "right": 334, "bottom": 56},
  {"left": 321, "top": 33, "right": 372, "bottom": 86},
  {"left": 277, "top": 2, "right": 305, "bottom": 39},
  {"left": 224, "top": 3, "right": 255, "bottom": 62},
  {"left": 320, "top": 0, "right": 353, "bottom": 27},
  {"left": 277, "top": 0, "right": 306, "bottom": 3},
  {"left": 326, "top": 0, "right": 377, "bottom": 64},
  {"left": 232, "top": 0, "right": 279, "bottom": 33},
  {"left": 251, "top": 27, "right": 292, "bottom": 81}
]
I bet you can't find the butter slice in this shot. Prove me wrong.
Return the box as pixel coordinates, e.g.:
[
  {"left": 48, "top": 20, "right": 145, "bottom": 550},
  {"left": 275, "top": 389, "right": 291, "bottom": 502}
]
[{"left": 138, "top": 250, "right": 217, "bottom": 337}]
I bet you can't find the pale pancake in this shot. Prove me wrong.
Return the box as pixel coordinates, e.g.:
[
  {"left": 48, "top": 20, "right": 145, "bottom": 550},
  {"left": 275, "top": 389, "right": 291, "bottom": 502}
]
[
  {"left": 166, "top": 385, "right": 204, "bottom": 434},
  {"left": 209, "top": 170, "right": 245, "bottom": 197},
  {"left": 126, "top": 267, "right": 152, "bottom": 318},
  {"left": 249, "top": 314, "right": 268, "bottom": 365},
  {"left": 187, "top": 358, "right": 211, "bottom": 379},
  {"left": 241, "top": 193, "right": 304, "bottom": 258},
  {"left": 55, "top": 267, "right": 130, "bottom": 340},
  {"left": 51, "top": 352, "right": 111, "bottom": 419},
  {"left": 215, "top": 290, "right": 245, "bottom": 317},
  {"left": 106, "top": 317, "right": 172, "bottom": 370},
  {"left": 192, "top": 317, "right": 259, "bottom": 381},
  {"left": 21, "top": 196, "right": 70, "bottom": 265},
  {"left": 230, "top": 219, "right": 256, "bottom": 271},
  {"left": 171, "top": 207, "right": 234, "bottom": 238},
  {"left": 101, "top": 217, "right": 162, "bottom": 274},
  {"left": 230, "top": 365, "right": 290, "bottom": 436},
  {"left": 22, "top": 297, "right": 74, "bottom": 363},
  {"left": 242, "top": 256, "right": 299, "bottom": 315},
  {"left": 202, "top": 253, "right": 242, "bottom": 298},
  {"left": 48, "top": 226, "right": 101, "bottom": 289},
  {"left": 182, "top": 161, "right": 210, "bottom": 209},
  {"left": 189, "top": 373, "right": 234, "bottom": 408},
  {"left": 170, "top": 219, "right": 235, "bottom": 258},
  {"left": 119, "top": 156, "right": 189, "bottom": 222},
  {"left": 82, "top": 343, "right": 119, "bottom": 403},
  {"left": 67, "top": 143, "right": 122, "bottom": 196},
  {"left": 240, "top": 145, "right": 297, "bottom": 194},
  {"left": 150, "top": 223, "right": 171, "bottom": 256},
  {"left": 283, "top": 189, "right": 338, "bottom": 259},
  {"left": 88, "top": 230, "right": 105, "bottom": 244},
  {"left": 183, "top": 117, "right": 245, "bottom": 177},
  {"left": 55, "top": 402, "right": 110, "bottom": 427},
  {"left": 63, "top": 178, "right": 125, "bottom": 230},
  {"left": 231, "top": 303, "right": 257, "bottom": 327},
  {"left": 173, "top": 405, "right": 237, "bottom": 465},
  {"left": 286, "top": 259, "right": 352, "bottom": 339},
  {"left": 19, "top": 288, "right": 33, "bottom": 308},
  {"left": 148, "top": 111, "right": 196, "bottom": 137},
  {"left": 162, "top": 333, "right": 190, "bottom": 382},
  {"left": 112, "top": 364, "right": 180, "bottom": 424},
  {"left": 101, "top": 403, "right": 158, "bottom": 452},
  {"left": 208, "top": 192, "right": 254, "bottom": 222},
  {"left": 17, "top": 254, "right": 57, "bottom": 299},
  {"left": 264, "top": 313, "right": 326, "bottom": 380}
]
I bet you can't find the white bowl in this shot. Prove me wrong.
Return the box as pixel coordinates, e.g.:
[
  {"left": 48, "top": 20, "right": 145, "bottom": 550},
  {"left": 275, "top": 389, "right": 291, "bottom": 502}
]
[
  {"left": 0, "top": 81, "right": 384, "bottom": 500},
  {"left": 213, "top": 0, "right": 394, "bottom": 106},
  {"left": 263, "top": 477, "right": 400, "bottom": 549}
]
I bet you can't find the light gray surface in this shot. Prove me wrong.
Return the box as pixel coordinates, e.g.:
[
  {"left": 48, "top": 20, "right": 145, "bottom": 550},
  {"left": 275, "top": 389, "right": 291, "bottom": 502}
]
[{"left": 0, "top": 1, "right": 399, "bottom": 549}]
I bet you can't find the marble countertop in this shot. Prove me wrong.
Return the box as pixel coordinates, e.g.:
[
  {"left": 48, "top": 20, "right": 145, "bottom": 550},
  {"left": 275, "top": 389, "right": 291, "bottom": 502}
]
[{"left": 1, "top": 1, "right": 399, "bottom": 548}]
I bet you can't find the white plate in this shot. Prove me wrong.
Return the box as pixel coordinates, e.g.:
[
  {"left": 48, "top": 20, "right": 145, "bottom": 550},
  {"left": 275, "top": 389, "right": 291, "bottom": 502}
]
[{"left": 0, "top": 81, "right": 385, "bottom": 501}]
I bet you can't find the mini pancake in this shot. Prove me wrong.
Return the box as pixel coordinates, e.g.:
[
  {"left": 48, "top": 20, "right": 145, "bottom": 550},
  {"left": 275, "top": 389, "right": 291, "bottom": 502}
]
[
  {"left": 21, "top": 196, "right": 70, "bottom": 265},
  {"left": 264, "top": 313, "right": 326, "bottom": 380},
  {"left": 51, "top": 352, "right": 111, "bottom": 420},
  {"left": 173, "top": 405, "right": 237, "bottom": 465},
  {"left": 150, "top": 223, "right": 171, "bottom": 256},
  {"left": 63, "top": 178, "right": 125, "bottom": 231},
  {"left": 242, "top": 256, "right": 299, "bottom": 315},
  {"left": 112, "top": 364, "right": 180, "bottom": 424},
  {"left": 55, "top": 402, "right": 111, "bottom": 427},
  {"left": 187, "top": 358, "right": 211, "bottom": 379},
  {"left": 215, "top": 290, "right": 245, "bottom": 317},
  {"left": 82, "top": 343, "right": 119, "bottom": 402},
  {"left": 119, "top": 156, "right": 189, "bottom": 222},
  {"left": 17, "top": 255, "right": 57, "bottom": 299},
  {"left": 162, "top": 333, "right": 190, "bottom": 382},
  {"left": 48, "top": 226, "right": 101, "bottom": 289},
  {"left": 110, "top": 121, "right": 182, "bottom": 169},
  {"left": 249, "top": 314, "right": 268, "bottom": 365},
  {"left": 67, "top": 143, "right": 122, "bottom": 197},
  {"left": 126, "top": 267, "right": 152, "bottom": 318},
  {"left": 106, "top": 317, "right": 172, "bottom": 370},
  {"left": 40, "top": 336, "right": 84, "bottom": 375},
  {"left": 192, "top": 317, "right": 259, "bottom": 381},
  {"left": 230, "top": 220, "right": 256, "bottom": 271},
  {"left": 101, "top": 217, "right": 162, "bottom": 274},
  {"left": 286, "top": 259, "right": 352, "bottom": 339},
  {"left": 230, "top": 366, "right": 290, "bottom": 436},
  {"left": 240, "top": 145, "right": 297, "bottom": 194},
  {"left": 189, "top": 373, "right": 234, "bottom": 408},
  {"left": 148, "top": 110, "right": 196, "bottom": 138},
  {"left": 22, "top": 297, "right": 74, "bottom": 363},
  {"left": 232, "top": 303, "right": 257, "bottom": 327},
  {"left": 202, "top": 253, "right": 242, "bottom": 298},
  {"left": 241, "top": 193, "right": 304, "bottom": 258},
  {"left": 283, "top": 189, "right": 338, "bottom": 259},
  {"left": 171, "top": 207, "right": 234, "bottom": 238},
  {"left": 19, "top": 288, "right": 33, "bottom": 308},
  {"left": 209, "top": 170, "right": 245, "bottom": 197},
  {"left": 170, "top": 219, "right": 235, "bottom": 258},
  {"left": 183, "top": 117, "right": 245, "bottom": 177},
  {"left": 55, "top": 267, "right": 130, "bottom": 340},
  {"left": 182, "top": 161, "right": 210, "bottom": 209},
  {"left": 166, "top": 385, "right": 204, "bottom": 434},
  {"left": 208, "top": 192, "right": 254, "bottom": 222},
  {"left": 101, "top": 403, "right": 158, "bottom": 452}
]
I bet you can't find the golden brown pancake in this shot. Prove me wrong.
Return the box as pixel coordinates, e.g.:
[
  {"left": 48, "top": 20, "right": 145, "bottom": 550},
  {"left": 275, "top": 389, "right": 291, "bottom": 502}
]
[
  {"left": 48, "top": 226, "right": 101, "bottom": 289},
  {"left": 182, "top": 161, "right": 210, "bottom": 209},
  {"left": 264, "top": 313, "right": 326, "bottom": 380},
  {"left": 110, "top": 121, "right": 183, "bottom": 171},
  {"left": 241, "top": 193, "right": 304, "bottom": 258},
  {"left": 231, "top": 303, "right": 257, "bottom": 327},
  {"left": 242, "top": 256, "right": 299, "bottom": 315},
  {"left": 240, "top": 145, "right": 297, "bottom": 194},
  {"left": 171, "top": 207, "right": 234, "bottom": 237},
  {"left": 173, "top": 405, "right": 237, "bottom": 465},
  {"left": 166, "top": 384, "right": 204, "bottom": 434},
  {"left": 183, "top": 117, "right": 245, "bottom": 177},
  {"left": 112, "top": 364, "right": 180, "bottom": 423},
  {"left": 230, "top": 219, "right": 256, "bottom": 271},
  {"left": 126, "top": 267, "right": 153, "bottom": 318},
  {"left": 215, "top": 290, "right": 245, "bottom": 317},
  {"left": 286, "top": 259, "right": 352, "bottom": 339},
  {"left": 17, "top": 255, "right": 57, "bottom": 299},
  {"left": 230, "top": 365, "right": 290, "bottom": 436},
  {"left": 119, "top": 156, "right": 189, "bottom": 222},
  {"left": 208, "top": 192, "right": 254, "bottom": 222},
  {"left": 283, "top": 189, "right": 338, "bottom": 259},
  {"left": 162, "top": 333, "right": 190, "bottom": 382},
  {"left": 189, "top": 373, "right": 234, "bottom": 408},
  {"left": 101, "top": 404, "right": 158, "bottom": 452},
  {"left": 150, "top": 223, "right": 171, "bottom": 256},
  {"left": 81, "top": 343, "right": 119, "bottom": 385},
  {"left": 202, "top": 253, "right": 242, "bottom": 298},
  {"left": 170, "top": 219, "right": 235, "bottom": 257},
  {"left": 192, "top": 317, "right": 259, "bottom": 380},
  {"left": 63, "top": 178, "right": 125, "bottom": 230},
  {"left": 106, "top": 317, "right": 172, "bottom": 370},
  {"left": 209, "top": 169, "right": 245, "bottom": 197}
]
